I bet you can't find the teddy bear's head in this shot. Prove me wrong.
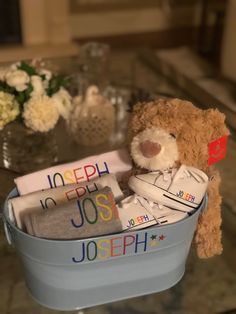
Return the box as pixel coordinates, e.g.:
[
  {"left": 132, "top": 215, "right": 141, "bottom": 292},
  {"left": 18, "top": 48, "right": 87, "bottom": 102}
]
[{"left": 129, "top": 98, "right": 229, "bottom": 173}]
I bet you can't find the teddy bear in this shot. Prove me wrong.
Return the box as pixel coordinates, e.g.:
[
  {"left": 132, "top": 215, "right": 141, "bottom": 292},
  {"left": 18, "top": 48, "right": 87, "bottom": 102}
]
[{"left": 128, "top": 98, "right": 229, "bottom": 258}]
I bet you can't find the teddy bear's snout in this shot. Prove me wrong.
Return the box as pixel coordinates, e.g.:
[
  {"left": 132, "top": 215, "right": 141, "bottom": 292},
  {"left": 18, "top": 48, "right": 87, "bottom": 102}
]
[{"left": 139, "top": 140, "right": 162, "bottom": 158}]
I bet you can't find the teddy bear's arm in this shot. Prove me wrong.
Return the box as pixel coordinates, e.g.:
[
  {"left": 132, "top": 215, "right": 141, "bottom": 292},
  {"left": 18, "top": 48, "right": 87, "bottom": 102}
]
[{"left": 195, "top": 168, "right": 222, "bottom": 258}]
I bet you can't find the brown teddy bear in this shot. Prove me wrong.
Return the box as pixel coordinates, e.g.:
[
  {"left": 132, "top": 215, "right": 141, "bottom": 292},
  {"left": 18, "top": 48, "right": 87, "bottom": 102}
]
[{"left": 128, "top": 98, "right": 229, "bottom": 258}]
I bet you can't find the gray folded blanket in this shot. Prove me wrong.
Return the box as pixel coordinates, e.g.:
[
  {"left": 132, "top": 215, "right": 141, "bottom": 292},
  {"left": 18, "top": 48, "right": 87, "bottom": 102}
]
[{"left": 23, "top": 187, "right": 122, "bottom": 239}]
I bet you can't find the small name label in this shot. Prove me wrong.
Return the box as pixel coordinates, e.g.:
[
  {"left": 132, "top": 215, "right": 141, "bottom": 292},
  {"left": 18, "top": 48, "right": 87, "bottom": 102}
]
[
  {"left": 176, "top": 190, "right": 195, "bottom": 202},
  {"left": 127, "top": 215, "right": 150, "bottom": 228}
]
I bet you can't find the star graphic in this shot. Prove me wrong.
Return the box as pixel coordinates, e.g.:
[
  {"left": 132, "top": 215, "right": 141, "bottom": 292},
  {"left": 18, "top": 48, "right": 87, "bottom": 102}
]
[
  {"left": 159, "top": 234, "right": 166, "bottom": 241},
  {"left": 150, "top": 239, "right": 158, "bottom": 247},
  {"left": 149, "top": 234, "right": 158, "bottom": 247}
]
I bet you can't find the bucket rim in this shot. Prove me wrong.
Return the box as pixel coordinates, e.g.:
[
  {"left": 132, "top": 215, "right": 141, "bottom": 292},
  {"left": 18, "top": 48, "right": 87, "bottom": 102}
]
[{"left": 3, "top": 188, "right": 207, "bottom": 244}]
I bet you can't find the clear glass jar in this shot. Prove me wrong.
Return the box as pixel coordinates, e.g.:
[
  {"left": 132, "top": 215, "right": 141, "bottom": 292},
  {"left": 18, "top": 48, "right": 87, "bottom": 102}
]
[
  {"left": 76, "top": 42, "right": 110, "bottom": 93},
  {"left": 68, "top": 86, "right": 115, "bottom": 146}
]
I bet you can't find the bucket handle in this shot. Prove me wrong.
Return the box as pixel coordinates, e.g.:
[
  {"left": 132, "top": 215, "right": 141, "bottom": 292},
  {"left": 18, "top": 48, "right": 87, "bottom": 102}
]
[{"left": 3, "top": 219, "right": 13, "bottom": 246}]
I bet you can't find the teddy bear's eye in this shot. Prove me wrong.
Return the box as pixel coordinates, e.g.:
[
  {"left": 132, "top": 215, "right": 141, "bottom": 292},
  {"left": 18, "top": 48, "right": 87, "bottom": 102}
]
[{"left": 170, "top": 133, "right": 176, "bottom": 139}]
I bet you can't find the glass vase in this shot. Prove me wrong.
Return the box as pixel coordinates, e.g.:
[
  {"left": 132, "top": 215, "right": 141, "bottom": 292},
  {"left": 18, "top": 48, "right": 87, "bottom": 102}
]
[{"left": 0, "top": 121, "right": 58, "bottom": 174}]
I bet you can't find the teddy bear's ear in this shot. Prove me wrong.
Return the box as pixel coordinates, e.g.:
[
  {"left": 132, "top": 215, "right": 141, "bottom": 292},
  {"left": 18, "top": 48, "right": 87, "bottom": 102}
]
[
  {"left": 127, "top": 102, "right": 149, "bottom": 142},
  {"left": 204, "top": 108, "right": 230, "bottom": 142}
]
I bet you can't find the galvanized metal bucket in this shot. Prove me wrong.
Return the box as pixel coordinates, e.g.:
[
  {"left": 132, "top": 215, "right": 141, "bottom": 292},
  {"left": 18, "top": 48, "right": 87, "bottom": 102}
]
[{"left": 3, "top": 188, "right": 207, "bottom": 311}]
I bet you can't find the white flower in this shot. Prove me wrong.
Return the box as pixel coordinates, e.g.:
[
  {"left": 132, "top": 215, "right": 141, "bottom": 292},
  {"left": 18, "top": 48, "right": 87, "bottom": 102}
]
[
  {"left": 31, "top": 58, "right": 44, "bottom": 68},
  {"left": 10, "top": 62, "right": 21, "bottom": 71},
  {"left": 23, "top": 95, "right": 59, "bottom": 132},
  {"left": 0, "top": 67, "right": 8, "bottom": 81},
  {"left": 52, "top": 87, "right": 72, "bottom": 120},
  {"left": 0, "top": 91, "right": 20, "bottom": 130},
  {"left": 42, "top": 79, "right": 49, "bottom": 89},
  {"left": 6, "top": 69, "right": 30, "bottom": 92},
  {"left": 39, "top": 69, "right": 52, "bottom": 81},
  {"left": 31, "top": 75, "right": 45, "bottom": 97},
  {"left": 38, "top": 69, "right": 52, "bottom": 89}
]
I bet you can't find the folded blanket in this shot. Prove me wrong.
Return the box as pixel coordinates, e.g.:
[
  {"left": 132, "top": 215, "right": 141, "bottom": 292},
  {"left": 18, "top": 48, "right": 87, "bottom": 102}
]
[
  {"left": 15, "top": 148, "right": 132, "bottom": 195},
  {"left": 9, "top": 174, "right": 124, "bottom": 229},
  {"left": 23, "top": 187, "right": 122, "bottom": 239}
]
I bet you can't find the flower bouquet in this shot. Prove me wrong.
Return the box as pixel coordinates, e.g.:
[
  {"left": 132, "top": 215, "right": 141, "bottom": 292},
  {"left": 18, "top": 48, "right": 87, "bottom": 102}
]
[
  {"left": 0, "top": 60, "right": 73, "bottom": 172},
  {"left": 0, "top": 60, "right": 72, "bottom": 131}
]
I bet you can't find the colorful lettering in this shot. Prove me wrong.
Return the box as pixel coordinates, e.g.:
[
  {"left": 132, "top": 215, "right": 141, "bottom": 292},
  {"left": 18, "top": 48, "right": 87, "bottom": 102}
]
[
  {"left": 82, "top": 198, "right": 98, "bottom": 224},
  {"left": 46, "top": 162, "right": 112, "bottom": 190},
  {"left": 73, "top": 167, "right": 84, "bottom": 183},
  {"left": 72, "top": 242, "right": 85, "bottom": 263},
  {"left": 86, "top": 241, "right": 97, "bottom": 261},
  {"left": 47, "top": 174, "right": 53, "bottom": 189},
  {"left": 84, "top": 165, "right": 96, "bottom": 181},
  {"left": 96, "top": 193, "right": 113, "bottom": 221},
  {"left": 65, "top": 184, "right": 98, "bottom": 202},
  {"left": 53, "top": 173, "right": 65, "bottom": 188},
  {"left": 65, "top": 189, "right": 77, "bottom": 201},
  {"left": 135, "top": 232, "right": 148, "bottom": 253},
  {"left": 71, "top": 231, "right": 166, "bottom": 263},
  {"left": 71, "top": 200, "right": 84, "bottom": 228},
  {"left": 143, "top": 215, "right": 149, "bottom": 221},
  {"left": 127, "top": 219, "right": 135, "bottom": 227},
  {"left": 110, "top": 237, "right": 122, "bottom": 257},
  {"left": 64, "top": 170, "right": 76, "bottom": 184},
  {"left": 107, "top": 191, "right": 119, "bottom": 219},
  {"left": 75, "top": 186, "right": 87, "bottom": 198},
  {"left": 137, "top": 216, "right": 143, "bottom": 224},
  {"left": 176, "top": 190, "right": 195, "bottom": 203},
  {"left": 127, "top": 215, "right": 150, "bottom": 227},
  {"left": 39, "top": 197, "right": 57, "bottom": 210},
  {"left": 97, "top": 239, "right": 110, "bottom": 260},
  {"left": 87, "top": 183, "right": 98, "bottom": 194},
  {"left": 96, "top": 162, "right": 109, "bottom": 177},
  {"left": 123, "top": 235, "right": 135, "bottom": 254}
]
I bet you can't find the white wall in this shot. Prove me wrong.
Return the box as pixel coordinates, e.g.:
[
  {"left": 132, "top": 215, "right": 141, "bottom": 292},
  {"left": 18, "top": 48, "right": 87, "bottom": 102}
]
[
  {"left": 20, "top": 0, "right": 71, "bottom": 45},
  {"left": 221, "top": 0, "right": 236, "bottom": 81},
  {"left": 70, "top": 4, "right": 200, "bottom": 38}
]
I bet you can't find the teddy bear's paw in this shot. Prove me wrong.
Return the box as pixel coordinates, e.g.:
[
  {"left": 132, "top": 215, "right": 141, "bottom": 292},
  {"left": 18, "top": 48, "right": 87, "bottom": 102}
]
[{"left": 196, "top": 230, "right": 223, "bottom": 258}]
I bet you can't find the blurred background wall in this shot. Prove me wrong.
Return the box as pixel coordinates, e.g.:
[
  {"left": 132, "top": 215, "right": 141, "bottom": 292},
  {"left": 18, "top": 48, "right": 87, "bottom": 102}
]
[
  {"left": 70, "top": 0, "right": 198, "bottom": 40},
  {"left": 1, "top": 0, "right": 235, "bottom": 81}
]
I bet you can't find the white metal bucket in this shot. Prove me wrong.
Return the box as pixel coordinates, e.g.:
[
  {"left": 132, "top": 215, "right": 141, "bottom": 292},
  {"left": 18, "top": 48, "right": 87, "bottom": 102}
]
[{"left": 3, "top": 188, "right": 207, "bottom": 311}]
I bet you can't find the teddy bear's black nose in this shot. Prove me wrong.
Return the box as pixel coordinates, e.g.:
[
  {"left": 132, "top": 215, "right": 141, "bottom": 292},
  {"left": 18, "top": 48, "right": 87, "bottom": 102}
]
[{"left": 139, "top": 140, "right": 162, "bottom": 158}]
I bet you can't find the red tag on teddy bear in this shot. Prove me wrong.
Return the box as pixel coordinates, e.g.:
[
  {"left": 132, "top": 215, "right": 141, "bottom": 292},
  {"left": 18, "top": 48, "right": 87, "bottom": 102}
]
[{"left": 208, "top": 135, "right": 228, "bottom": 166}]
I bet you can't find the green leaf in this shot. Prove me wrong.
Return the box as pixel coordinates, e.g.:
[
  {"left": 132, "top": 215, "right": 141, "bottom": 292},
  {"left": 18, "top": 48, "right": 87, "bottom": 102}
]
[
  {"left": 15, "top": 92, "right": 25, "bottom": 106},
  {"left": 14, "top": 83, "right": 33, "bottom": 107},
  {"left": 15, "top": 92, "right": 25, "bottom": 103},
  {"left": 0, "top": 80, "right": 15, "bottom": 94},
  {"left": 18, "top": 61, "right": 37, "bottom": 76},
  {"left": 46, "top": 74, "right": 69, "bottom": 96},
  {"left": 24, "top": 83, "right": 33, "bottom": 100},
  {"left": 40, "top": 74, "right": 46, "bottom": 81}
]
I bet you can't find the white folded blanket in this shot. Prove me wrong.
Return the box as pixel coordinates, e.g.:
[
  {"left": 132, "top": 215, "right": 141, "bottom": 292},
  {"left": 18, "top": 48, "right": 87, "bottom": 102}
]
[{"left": 14, "top": 149, "right": 132, "bottom": 195}]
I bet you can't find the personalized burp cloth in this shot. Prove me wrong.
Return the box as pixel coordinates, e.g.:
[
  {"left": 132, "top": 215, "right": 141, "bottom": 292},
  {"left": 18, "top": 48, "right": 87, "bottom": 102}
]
[
  {"left": 15, "top": 149, "right": 132, "bottom": 195},
  {"left": 23, "top": 187, "right": 122, "bottom": 239}
]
